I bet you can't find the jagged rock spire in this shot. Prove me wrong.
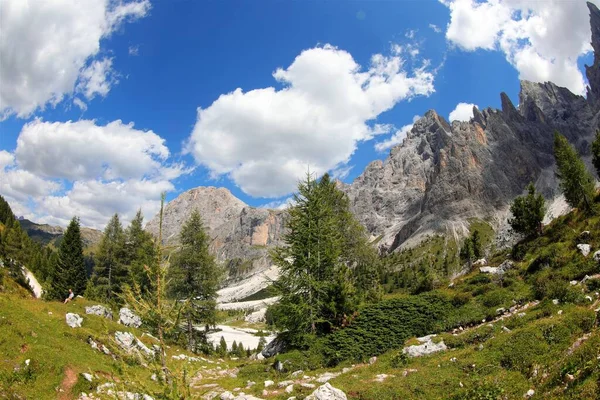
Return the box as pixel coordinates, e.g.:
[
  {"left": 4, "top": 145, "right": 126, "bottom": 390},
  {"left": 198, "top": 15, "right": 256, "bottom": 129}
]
[{"left": 586, "top": 2, "right": 600, "bottom": 106}]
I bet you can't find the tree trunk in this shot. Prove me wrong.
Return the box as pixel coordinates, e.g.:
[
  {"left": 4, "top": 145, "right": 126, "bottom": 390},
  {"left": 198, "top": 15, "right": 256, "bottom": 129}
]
[{"left": 187, "top": 313, "right": 194, "bottom": 352}]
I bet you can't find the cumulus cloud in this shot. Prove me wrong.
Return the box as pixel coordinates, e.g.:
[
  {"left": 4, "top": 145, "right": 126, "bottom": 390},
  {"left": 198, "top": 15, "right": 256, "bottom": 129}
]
[
  {"left": 187, "top": 44, "right": 435, "bottom": 198},
  {"left": 441, "top": 0, "right": 597, "bottom": 95},
  {"left": 15, "top": 119, "right": 173, "bottom": 181},
  {"left": 259, "top": 197, "right": 296, "bottom": 210},
  {"left": 375, "top": 115, "right": 421, "bottom": 152},
  {"left": 0, "top": 0, "right": 150, "bottom": 118},
  {"left": 2, "top": 119, "right": 187, "bottom": 229},
  {"left": 448, "top": 102, "right": 478, "bottom": 122}
]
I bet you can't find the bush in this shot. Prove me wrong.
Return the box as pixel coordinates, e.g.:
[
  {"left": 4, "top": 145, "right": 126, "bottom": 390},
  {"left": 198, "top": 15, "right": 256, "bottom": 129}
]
[
  {"left": 500, "top": 330, "right": 548, "bottom": 374},
  {"left": 539, "top": 322, "right": 571, "bottom": 345},
  {"left": 323, "top": 292, "right": 452, "bottom": 365},
  {"left": 481, "top": 289, "right": 511, "bottom": 308},
  {"left": 585, "top": 277, "right": 600, "bottom": 291},
  {"left": 452, "top": 292, "right": 472, "bottom": 307},
  {"left": 564, "top": 307, "right": 597, "bottom": 333},
  {"left": 389, "top": 351, "right": 409, "bottom": 368},
  {"left": 452, "top": 382, "right": 504, "bottom": 400},
  {"left": 444, "top": 324, "right": 494, "bottom": 349}
]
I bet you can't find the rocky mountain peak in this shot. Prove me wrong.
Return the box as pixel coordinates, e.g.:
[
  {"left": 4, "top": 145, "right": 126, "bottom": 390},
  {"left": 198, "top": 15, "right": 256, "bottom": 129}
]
[{"left": 586, "top": 1, "right": 600, "bottom": 106}]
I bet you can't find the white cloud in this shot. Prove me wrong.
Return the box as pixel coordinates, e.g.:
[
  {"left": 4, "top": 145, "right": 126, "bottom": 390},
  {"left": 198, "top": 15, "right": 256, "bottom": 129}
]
[
  {"left": 73, "top": 97, "right": 88, "bottom": 112},
  {"left": 76, "top": 58, "right": 117, "bottom": 100},
  {"left": 449, "top": 102, "right": 478, "bottom": 122},
  {"left": 128, "top": 45, "right": 140, "bottom": 56},
  {"left": 187, "top": 44, "right": 435, "bottom": 198},
  {"left": 2, "top": 119, "right": 187, "bottom": 229},
  {"left": 0, "top": 0, "right": 150, "bottom": 118},
  {"left": 429, "top": 23, "right": 442, "bottom": 33},
  {"left": 259, "top": 197, "right": 296, "bottom": 210},
  {"left": 441, "top": 0, "right": 597, "bottom": 95},
  {"left": 375, "top": 115, "right": 421, "bottom": 152},
  {"left": 15, "top": 119, "right": 173, "bottom": 181}
]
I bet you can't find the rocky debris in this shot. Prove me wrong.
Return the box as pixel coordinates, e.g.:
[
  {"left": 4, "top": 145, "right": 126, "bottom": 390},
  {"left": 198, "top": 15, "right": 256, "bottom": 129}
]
[
  {"left": 305, "top": 383, "right": 347, "bottom": 400},
  {"left": 93, "top": 382, "right": 154, "bottom": 400},
  {"left": 524, "top": 389, "right": 535, "bottom": 398},
  {"left": 301, "top": 383, "right": 316, "bottom": 389},
  {"left": 88, "top": 338, "right": 111, "bottom": 356},
  {"left": 82, "top": 373, "right": 94, "bottom": 382},
  {"left": 473, "top": 258, "right": 487, "bottom": 266},
  {"left": 315, "top": 372, "right": 342, "bottom": 383},
  {"left": 368, "top": 356, "right": 377, "bottom": 365},
  {"left": 114, "top": 331, "right": 155, "bottom": 358},
  {"left": 66, "top": 313, "right": 83, "bottom": 328},
  {"left": 119, "top": 308, "right": 142, "bottom": 328},
  {"left": 261, "top": 336, "right": 286, "bottom": 358},
  {"left": 577, "top": 244, "right": 591, "bottom": 257},
  {"left": 85, "top": 305, "right": 113, "bottom": 320},
  {"left": 278, "top": 380, "right": 294, "bottom": 388},
  {"left": 172, "top": 354, "right": 203, "bottom": 362},
  {"left": 264, "top": 380, "right": 274, "bottom": 388},
  {"left": 402, "top": 369, "right": 418, "bottom": 377},
  {"left": 403, "top": 336, "right": 447, "bottom": 357},
  {"left": 553, "top": 299, "right": 560, "bottom": 305},
  {"left": 285, "top": 385, "right": 294, "bottom": 394},
  {"left": 290, "top": 370, "right": 303, "bottom": 378}
]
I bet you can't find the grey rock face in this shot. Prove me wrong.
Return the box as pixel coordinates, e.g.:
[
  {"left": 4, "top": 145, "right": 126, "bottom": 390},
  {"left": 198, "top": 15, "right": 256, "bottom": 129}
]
[
  {"left": 65, "top": 313, "right": 83, "bottom": 328},
  {"left": 261, "top": 336, "right": 287, "bottom": 358},
  {"left": 85, "top": 305, "right": 113, "bottom": 320},
  {"left": 343, "top": 4, "right": 600, "bottom": 252},
  {"left": 119, "top": 308, "right": 142, "bottom": 328},
  {"left": 114, "top": 331, "right": 155, "bottom": 358},
  {"left": 146, "top": 186, "right": 286, "bottom": 282}
]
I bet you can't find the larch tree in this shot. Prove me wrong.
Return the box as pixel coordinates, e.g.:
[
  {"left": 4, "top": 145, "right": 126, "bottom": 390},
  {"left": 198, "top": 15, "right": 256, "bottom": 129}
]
[
  {"left": 168, "top": 210, "right": 222, "bottom": 352},
  {"left": 553, "top": 132, "right": 596, "bottom": 212},
  {"left": 125, "top": 210, "right": 156, "bottom": 294}
]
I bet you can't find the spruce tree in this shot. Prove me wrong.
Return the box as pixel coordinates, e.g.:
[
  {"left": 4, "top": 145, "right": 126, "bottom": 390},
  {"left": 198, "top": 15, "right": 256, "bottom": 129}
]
[
  {"left": 509, "top": 183, "right": 546, "bottom": 237},
  {"left": 553, "top": 132, "right": 596, "bottom": 212},
  {"left": 125, "top": 210, "right": 156, "bottom": 294},
  {"left": 88, "top": 214, "right": 127, "bottom": 302},
  {"left": 471, "top": 230, "right": 482, "bottom": 259},
  {"left": 168, "top": 210, "right": 222, "bottom": 352},
  {"left": 50, "top": 217, "right": 87, "bottom": 298}
]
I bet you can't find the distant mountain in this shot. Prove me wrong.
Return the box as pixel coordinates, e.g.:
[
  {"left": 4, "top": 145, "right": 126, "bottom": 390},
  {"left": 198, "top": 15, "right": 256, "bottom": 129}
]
[
  {"left": 343, "top": 2, "right": 600, "bottom": 253},
  {"left": 145, "top": 187, "right": 286, "bottom": 282},
  {"left": 18, "top": 219, "right": 103, "bottom": 250}
]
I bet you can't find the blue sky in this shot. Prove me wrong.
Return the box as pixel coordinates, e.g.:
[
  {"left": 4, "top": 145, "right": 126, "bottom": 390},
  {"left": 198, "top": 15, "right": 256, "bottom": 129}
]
[{"left": 0, "top": 0, "right": 596, "bottom": 228}]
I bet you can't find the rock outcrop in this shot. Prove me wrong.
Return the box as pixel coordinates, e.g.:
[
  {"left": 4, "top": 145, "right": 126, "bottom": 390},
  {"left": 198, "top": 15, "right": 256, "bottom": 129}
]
[
  {"left": 146, "top": 187, "right": 286, "bottom": 282},
  {"left": 342, "top": 3, "right": 600, "bottom": 252},
  {"left": 85, "top": 305, "right": 113, "bottom": 320},
  {"left": 305, "top": 383, "right": 348, "bottom": 400}
]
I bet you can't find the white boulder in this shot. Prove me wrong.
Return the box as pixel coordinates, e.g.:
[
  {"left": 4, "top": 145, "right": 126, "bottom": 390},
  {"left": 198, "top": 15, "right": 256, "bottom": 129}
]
[
  {"left": 119, "top": 308, "right": 142, "bottom": 328},
  {"left": 306, "top": 383, "right": 347, "bottom": 400},
  {"left": 66, "top": 313, "right": 83, "bottom": 328},
  {"left": 85, "top": 305, "right": 113, "bottom": 320},
  {"left": 577, "top": 244, "right": 591, "bottom": 257},
  {"left": 403, "top": 338, "right": 447, "bottom": 357}
]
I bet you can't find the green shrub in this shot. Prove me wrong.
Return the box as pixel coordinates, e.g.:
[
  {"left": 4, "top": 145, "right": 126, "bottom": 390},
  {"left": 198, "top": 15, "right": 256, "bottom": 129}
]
[
  {"left": 467, "top": 274, "right": 491, "bottom": 286},
  {"left": 539, "top": 322, "right": 571, "bottom": 345},
  {"left": 481, "top": 289, "right": 511, "bottom": 308},
  {"left": 564, "top": 307, "right": 597, "bottom": 333},
  {"left": 389, "top": 351, "right": 409, "bottom": 368},
  {"left": 323, "top": 292, "right": 452, "bottom": 364},
  {"left": 452, "top": 292, "right": 472, "bottom": 307},
  {"left": 500, "top": 330, "right": 548, "bottom": 374},
  {"left": 444, "top": 324, "right": 494, "bottom": 349},
  {"left": 585, "top": 277, "right": 600, "bottom": 291}
]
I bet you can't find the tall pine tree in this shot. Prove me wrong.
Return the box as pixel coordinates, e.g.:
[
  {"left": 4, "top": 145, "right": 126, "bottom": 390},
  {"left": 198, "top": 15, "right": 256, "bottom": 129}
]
[
  {"left": 88, "top": 213, "right": 127, "bottom": 303},
  {"left": 554, "top": 132, "right": 596, "bottom": 212},
  {"left": 168, "top": 210, "right": 222, "bottom": 352},
  {"left": 125, "top": 210, "right": 156, "bottom": 294},
  {"left": 48, "top": 217, "right": 87, "bottom": 299}
]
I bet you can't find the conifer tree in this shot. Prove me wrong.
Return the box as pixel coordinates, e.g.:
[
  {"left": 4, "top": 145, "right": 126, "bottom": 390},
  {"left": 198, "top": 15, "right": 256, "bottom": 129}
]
[
  {"left": 168, "top": 210, "right": 222, "bottom": 352},
  {"left": 509, "top": 183, "right": 546, "bottom": 237},
  {"left": 48, "top": 217, "right": 87, "bottom": 298},
  {"left": 125, "top": 210, "right": 156, "bottom": 293},
  {"left": 88, "top": 214, "right": 127, "bottom": 302},
  {"left": 553, "top": 132, "right": 596, "bottom": 212},
  {"left": 217, "top": 336, "right": 228, "bottom": 357}
]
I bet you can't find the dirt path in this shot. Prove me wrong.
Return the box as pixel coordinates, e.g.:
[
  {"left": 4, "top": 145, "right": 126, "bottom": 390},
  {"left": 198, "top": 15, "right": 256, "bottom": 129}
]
[{"left": 58, "top": 366, "right": 77, "bottom": 400}]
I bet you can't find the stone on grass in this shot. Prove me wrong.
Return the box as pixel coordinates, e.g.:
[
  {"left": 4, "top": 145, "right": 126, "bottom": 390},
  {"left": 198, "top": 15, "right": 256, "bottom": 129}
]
[
  {"left": 85, "top": 305, "right": 113, "bottom": 319},
  {"left": 524, "top": 389, "right": 535, "bottom": 398},
  {"left": 119, "top": 308, "right": 142, "bottom": 328},
  {"left": 305, "top": 383, "right": 347, "bottom": 400},
  {"left": 285, "top": 384, "right": 294, "bottom": 394},
  {"left": 577, "top": 244, "right": 591, "bottom": 257},
  {"left": 66, "top": 313, "right": 83, "bottom": 328},
  {"left": 264, "top": 380, "right": 274, "bottom": 388},
  {"left": 593, "top": 251, "right": 600, "bottom": 262},
  {"left": 82, "top": 373, "right": 93, "bottom": 382},
  {"left": 480, "top": 267, "right": 499, "bottom": 274},
  {"left": 403, "top": 338, "right": 447, "bottom": 357},
  {"left": 368, "top": 356, "right": 377, "bottom": 365}
]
